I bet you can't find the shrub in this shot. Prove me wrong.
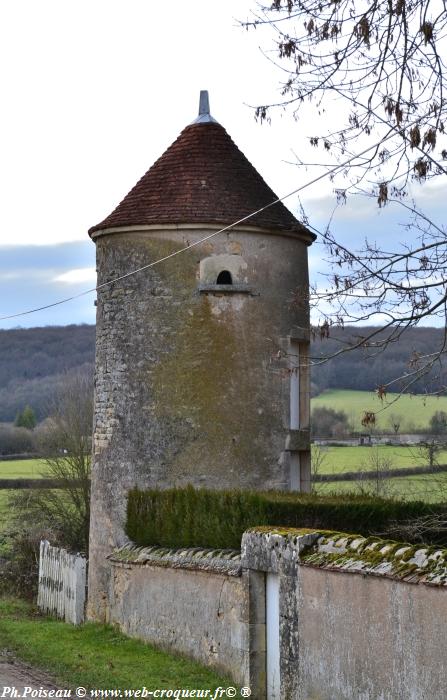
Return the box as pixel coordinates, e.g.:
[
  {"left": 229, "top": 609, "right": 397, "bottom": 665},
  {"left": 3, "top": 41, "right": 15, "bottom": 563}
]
[
  {"left": 0, "top": 522, "right": 53, "bottom": 598},
  {"left": 0, "top": 425, "right": 36, "bottom": 455},
  {"left": 311, "top": 406, "right": 350, "bottom": 438},
  {"left": 0, "top": 371, "right": 92, "bottom": 597},
  {"left": 429, "top": 410, "right": 447, "bottom": 435},
  {"left": 126, "top": 486, "right": 446, "bottom": 551}
]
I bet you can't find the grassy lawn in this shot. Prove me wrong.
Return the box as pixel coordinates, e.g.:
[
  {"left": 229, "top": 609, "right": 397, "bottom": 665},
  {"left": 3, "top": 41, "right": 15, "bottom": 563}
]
[
  {"left": 0, "top": 458, "right": 46, "bottom": 479},
  {"left": 313, "top": 444, "right": 447, "bottom": 501},
  {"left": 0, "top": 598, "right": 230, "bottom": 690},
  {"left": 313, "top": 444, "right": 447, "bottom": 475},
  {"left": 312, "top": 389, "right": 447, "bottom": 432},
  {"left": 315, "top": 472, "right": 447, "bottom": 502},
  {"left": 0, "top": 460, "right": 49, "bottom": 539},
  {"left": 0, "top": 459, "right": 48, "bottom": 540}
]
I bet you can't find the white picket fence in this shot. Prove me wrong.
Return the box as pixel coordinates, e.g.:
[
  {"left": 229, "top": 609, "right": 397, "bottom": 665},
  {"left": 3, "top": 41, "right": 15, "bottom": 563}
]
[{"left": 37, "top": 540, "right": 87, "bottom": 624}]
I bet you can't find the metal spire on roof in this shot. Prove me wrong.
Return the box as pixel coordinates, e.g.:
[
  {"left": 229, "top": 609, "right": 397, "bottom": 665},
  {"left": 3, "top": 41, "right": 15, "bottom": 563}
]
[{"left": 192, "top": 90, "right": 218, "bottom": 124}]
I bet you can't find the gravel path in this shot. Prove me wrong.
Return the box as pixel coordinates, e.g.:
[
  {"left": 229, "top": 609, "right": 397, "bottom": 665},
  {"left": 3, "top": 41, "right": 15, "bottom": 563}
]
[{"left": 0, "top": 651, "right": 60, "bottom": 694}]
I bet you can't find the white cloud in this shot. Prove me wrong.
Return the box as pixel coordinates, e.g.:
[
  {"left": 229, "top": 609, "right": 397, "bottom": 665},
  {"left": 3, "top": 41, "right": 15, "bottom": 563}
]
[
  {"left": 54, "top": 268, "right": 96, "bottom": 285},
  {"left": 0, "top": 271, "right": 23, "bottom": 281}
]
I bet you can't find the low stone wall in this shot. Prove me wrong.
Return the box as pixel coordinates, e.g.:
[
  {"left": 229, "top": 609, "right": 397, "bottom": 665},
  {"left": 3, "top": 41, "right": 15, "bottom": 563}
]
[
  {"left": 242, "top": 528, "right": 447, "bottom": 699},
  {"left": 106, "top": 534, "right": 447, "bottom": 699},
  {"left": 108, "top": 544, "right": 265, "bottom": 695}
]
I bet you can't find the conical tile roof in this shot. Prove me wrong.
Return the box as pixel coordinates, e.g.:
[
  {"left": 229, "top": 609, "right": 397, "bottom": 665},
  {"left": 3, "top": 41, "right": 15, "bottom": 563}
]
[{"left": 89, "top": 95, "right": 312, "bottom": 239}]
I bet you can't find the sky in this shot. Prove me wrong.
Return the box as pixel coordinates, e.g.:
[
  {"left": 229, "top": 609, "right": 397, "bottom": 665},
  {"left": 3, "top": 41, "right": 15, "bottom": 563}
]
[{"left": 0, "top": 0, "right": 445, "bottom": 329}]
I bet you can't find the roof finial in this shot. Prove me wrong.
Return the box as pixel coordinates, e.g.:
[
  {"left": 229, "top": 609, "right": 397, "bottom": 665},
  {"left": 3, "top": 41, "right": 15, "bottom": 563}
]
[
  {"left": 199, "top": 90, "right": 210, "bottom": 116},
  {"left": 192, "top": 90, "right": 218, "bottom": 125}
]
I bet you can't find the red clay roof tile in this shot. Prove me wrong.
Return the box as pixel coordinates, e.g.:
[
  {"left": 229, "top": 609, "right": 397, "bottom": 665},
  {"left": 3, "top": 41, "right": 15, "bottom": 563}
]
[{"left": 89, "top": 120, "right": 311, "bottom": 238}]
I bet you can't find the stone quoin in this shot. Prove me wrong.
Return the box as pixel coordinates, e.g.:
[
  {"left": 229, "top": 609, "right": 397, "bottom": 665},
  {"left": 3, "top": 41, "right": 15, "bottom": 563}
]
[{"left": 87, "top": 91, "right": 315, "bottom": 621}]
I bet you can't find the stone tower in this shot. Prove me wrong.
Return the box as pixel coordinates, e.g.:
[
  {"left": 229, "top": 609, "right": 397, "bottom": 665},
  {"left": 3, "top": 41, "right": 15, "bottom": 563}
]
[{"left": 87, "top": 92, "right": 315, "bottom": 620}]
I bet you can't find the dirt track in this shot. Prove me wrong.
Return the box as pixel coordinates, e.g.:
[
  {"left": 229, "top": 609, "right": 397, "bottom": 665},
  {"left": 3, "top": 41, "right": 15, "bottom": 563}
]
[{"left": 0, "top": 651, "right": 59, "bottom": 694}]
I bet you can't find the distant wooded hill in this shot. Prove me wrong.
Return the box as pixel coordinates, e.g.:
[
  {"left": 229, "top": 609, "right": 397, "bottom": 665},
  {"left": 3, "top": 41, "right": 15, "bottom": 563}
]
[
  {"left": 311, "top": 326, "right": 447, "bottom": 397},
  {"left": 0, "top": 324, "right": 445, "bottom": 422},
  {"left": 0, "top": 325, "right": 95, "bottom": 422}
]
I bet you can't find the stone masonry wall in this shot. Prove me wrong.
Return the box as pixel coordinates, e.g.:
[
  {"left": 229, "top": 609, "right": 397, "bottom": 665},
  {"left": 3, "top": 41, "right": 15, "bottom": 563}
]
[
  {"left": 242, "top": 528, "right": 447, "bottom": 700},
  {"left": 88, "top": 224, "right": 310, "bottom": 621},
  {"left": 102, "top": 531, "right": 447, "bottom": 699},
  {"left": 108, "top": 544, "right": 265, "bottom": 695}
]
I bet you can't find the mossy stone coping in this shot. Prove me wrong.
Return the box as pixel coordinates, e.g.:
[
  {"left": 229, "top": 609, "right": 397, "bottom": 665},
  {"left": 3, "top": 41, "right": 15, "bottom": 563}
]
[
  {"left": 111, "top": 529, "right": 447, "bottom": 586},
  {"left": 108, "top": 544, "right": 242, "bottom": 576},
  {"left": 247, "top": 526, "right": 447, "bottom": 586}
]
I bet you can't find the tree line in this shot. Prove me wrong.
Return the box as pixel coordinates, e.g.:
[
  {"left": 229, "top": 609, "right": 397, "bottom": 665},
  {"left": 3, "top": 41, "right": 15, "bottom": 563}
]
[
  {"left": 311, "top": 326, "right": 447, "bottom": 397},
  {"left": 0, "top": 323, "right": 445, "bottom": 424},
  {"left": 0, "top": 324, "right": 95, "bottom": 422}
]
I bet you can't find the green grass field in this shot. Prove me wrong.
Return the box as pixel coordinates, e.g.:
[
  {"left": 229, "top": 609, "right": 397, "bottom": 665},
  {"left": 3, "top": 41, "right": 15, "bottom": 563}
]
[
  {"left": 313, "top": 444, "right": 447, "bottom": 475},
  {"left": 312, "top": 389, "right": 447, "bottom": 432},
  {"left": 315, "top": 472, "right": 447, "bottom": 502},
  {"left": 312, "top": 444, "right": 447, "bottom": 501},
  {"left": 0, "top": 460, "right": 47, "bottom": 542},
  {"left": 0, "top": 458, "right": 45, "bottom": 479},
  {"left": 3, "top": 446, "right": 441, "bottom": 481},
  {"left": 0, "top": 446, "right": 446, "bottom": 517}
]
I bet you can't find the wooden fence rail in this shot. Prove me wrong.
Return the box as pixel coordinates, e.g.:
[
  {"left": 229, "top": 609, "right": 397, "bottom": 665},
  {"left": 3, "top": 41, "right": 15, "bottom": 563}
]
[{"left": 37, "top": 540, "right": 87, "bottom": 624}]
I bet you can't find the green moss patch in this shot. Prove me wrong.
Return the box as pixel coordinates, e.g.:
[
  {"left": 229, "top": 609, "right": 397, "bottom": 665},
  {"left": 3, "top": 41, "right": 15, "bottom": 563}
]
[
  {"left": 302, "top": 532, "right": 447, "bottom": 585},
  {"left": 109, "top": 543, "right": 242, "bottom": 576}
]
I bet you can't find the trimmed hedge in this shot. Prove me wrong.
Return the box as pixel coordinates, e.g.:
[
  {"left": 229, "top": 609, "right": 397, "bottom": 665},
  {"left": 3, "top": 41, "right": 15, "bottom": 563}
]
[{"left": 126, "top": 486, "right": 447, "bottom": 550}]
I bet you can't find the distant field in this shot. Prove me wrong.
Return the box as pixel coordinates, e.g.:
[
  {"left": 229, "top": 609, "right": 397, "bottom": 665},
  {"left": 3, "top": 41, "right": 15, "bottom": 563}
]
[
  {"left": 312, "top": 389, "right": 447, "bottom": 432},
  {"left": 313, "top": 445, "right": 447, "bottom": 475},
  {"left": 0, "top": 461, "right": 47, "bottom": 541},
  {"left": 0, "top": 459, "right": 45, "bottom": 480},
  {"left": 315, "top": 472, "right": 447, "bottom": 503},
  {"left": 0, "top": 453, "right": 445, "bottom": 510},
  {"left": 312, "top": 444, "right": 447, "bottom": 502}
]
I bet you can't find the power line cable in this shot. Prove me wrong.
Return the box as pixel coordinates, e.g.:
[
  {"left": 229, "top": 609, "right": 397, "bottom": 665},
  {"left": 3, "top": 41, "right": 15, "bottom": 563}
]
[{"left": 0, "top": 115, "right": 436, "bottom": 323}]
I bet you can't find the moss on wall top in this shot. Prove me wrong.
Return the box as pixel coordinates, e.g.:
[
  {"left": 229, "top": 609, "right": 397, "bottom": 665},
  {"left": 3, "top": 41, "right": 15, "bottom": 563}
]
[
  {"left": 108, "top": 543, "right": 242, "bottom": 576},
  {"left": 301, "top": 531, "right": 447, "bottom": 585},
  {"left": 113, "top": 526, "right": 447, "bottom": 585}
]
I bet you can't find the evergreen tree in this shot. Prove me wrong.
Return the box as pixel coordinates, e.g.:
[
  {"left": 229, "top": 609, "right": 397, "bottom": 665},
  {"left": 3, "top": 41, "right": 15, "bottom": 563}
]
[{"left": 15, "top": 405, "right": 36, "bottom": 430}]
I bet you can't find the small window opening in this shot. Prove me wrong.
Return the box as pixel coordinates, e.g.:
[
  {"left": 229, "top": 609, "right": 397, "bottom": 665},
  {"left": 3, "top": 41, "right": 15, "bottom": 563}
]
[{"left": 216, "top": 270, "right": 232, "bottom": 285}]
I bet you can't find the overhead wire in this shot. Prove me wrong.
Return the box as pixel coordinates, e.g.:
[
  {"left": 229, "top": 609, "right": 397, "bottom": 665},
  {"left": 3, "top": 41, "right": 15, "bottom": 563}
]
[{"left": 0, "top": 113, "right": 439, "bottom": 323}]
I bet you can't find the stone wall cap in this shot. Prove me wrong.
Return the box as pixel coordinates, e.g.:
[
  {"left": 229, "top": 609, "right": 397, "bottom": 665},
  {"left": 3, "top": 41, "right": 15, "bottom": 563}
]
[
  {"left": 108, "top": 543, "right": 242, "bottom": 576},
  {"left": 303, "top": 532, "right": 447, "bottom": 586},
  {"left": 242, "top": 528, "right": 447, "bottom": 586}
]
